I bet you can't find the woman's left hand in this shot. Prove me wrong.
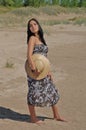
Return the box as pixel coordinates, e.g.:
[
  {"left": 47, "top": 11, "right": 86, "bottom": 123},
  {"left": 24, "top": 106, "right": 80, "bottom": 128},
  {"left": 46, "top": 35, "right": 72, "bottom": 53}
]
[{"left": 47, "top": 72, "right": 53, "bottom": 81}]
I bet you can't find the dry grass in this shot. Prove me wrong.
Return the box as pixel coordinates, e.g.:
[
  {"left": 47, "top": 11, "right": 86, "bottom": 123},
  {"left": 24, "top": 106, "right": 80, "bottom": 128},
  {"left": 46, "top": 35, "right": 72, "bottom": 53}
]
[
  {"left": 0, "top": 5, "right": 86, "bottom": 28},
  {"left": 5, "top": 60, "right": 14, "bottom": 68}
]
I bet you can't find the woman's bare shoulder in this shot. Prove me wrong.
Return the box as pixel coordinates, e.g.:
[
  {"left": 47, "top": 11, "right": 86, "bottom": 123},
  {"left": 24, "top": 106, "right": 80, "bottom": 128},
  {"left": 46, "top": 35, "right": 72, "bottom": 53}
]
[
  {"left": 29, "top": 36, "right": 36, "bottom": 41},
  {"left": 28, "top": 36, "right": 36, "bottom": 45}
]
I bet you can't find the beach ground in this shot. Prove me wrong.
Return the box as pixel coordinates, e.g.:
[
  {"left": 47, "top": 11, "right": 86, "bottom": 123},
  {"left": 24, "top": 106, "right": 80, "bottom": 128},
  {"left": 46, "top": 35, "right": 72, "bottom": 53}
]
[{"left": 0, "top": 24, "right": 86, "bottom": 130}]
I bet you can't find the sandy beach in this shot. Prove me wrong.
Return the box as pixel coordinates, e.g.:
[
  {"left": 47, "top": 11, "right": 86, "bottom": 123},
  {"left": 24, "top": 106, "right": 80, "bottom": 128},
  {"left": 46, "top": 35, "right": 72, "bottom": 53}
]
[{"left": 0, "top": 24, "right": 86, "bottom": 130}]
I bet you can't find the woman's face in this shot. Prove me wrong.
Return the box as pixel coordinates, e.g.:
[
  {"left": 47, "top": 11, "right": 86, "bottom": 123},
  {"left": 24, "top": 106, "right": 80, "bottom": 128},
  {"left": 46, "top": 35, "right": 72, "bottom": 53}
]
[{"left": 29, "top": 20, "right": 39, "bottom": 34}]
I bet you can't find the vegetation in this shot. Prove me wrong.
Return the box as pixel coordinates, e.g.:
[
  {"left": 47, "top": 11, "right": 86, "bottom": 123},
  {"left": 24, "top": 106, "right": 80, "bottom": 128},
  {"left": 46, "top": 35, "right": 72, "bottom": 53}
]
[
  {"left": 0, "top": 0, "right": 23, "bottom": 7},
  {"left": 5, "top": 60, "right": 14, "bottom": 68},
  {"left": 0, "top": 0, "right": 86, "bottom": 7},
  {"left": 0, "top": 5, "right": 85, "bottom": 28},
  {"left": 0, "top": 1, "right": 86, "bottom": 28}
]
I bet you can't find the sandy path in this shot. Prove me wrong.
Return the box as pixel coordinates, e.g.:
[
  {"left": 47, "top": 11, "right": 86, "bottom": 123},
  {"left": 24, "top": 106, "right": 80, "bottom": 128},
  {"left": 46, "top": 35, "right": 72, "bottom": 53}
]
[{"left": 0, "top": 24, "right": 86, "bottom": 130}]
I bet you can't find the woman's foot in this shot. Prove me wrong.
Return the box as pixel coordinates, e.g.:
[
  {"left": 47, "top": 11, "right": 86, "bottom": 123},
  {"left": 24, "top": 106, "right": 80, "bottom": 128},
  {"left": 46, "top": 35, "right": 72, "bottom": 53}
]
[
  {"left": 31, "top": 118, "right": 44, "bottom": 124},
  {"left": 54, "top": 117, "right": 67, "bottom": 122}
]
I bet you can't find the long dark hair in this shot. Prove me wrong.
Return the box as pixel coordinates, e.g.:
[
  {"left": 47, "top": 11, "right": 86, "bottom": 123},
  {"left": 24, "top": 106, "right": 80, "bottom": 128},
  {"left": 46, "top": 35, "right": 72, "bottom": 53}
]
[{"left": 27, "top": 18, "right": 47, "bottom": 45}]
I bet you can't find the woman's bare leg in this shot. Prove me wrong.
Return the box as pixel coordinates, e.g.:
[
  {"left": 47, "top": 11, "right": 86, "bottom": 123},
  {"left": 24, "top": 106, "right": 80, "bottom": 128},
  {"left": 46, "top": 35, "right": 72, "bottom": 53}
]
[
  {"left": 28, "top": 105, "right": 43, "bottom": 124},
  {"left": 52, "top": 104, "right": 66, "bottom": 122}
]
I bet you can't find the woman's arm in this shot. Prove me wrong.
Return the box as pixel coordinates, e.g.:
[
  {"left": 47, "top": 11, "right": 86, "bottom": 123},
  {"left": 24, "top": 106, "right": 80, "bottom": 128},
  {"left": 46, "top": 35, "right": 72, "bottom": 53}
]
[{"left": 27, "top": 36, "right": 36, "bottom": 71}]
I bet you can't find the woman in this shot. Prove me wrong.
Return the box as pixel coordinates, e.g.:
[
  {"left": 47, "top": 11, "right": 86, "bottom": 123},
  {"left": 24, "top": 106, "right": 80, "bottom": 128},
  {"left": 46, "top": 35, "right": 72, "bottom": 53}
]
[{"left": 26, "top": 18, "right": 65, "bottom": 124}]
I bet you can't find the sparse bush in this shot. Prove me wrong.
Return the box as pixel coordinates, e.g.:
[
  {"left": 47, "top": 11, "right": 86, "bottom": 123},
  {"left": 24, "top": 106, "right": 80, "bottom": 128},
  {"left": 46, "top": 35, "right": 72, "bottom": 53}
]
[{"left": 5, "top": 60, "right": 14, "bottom": 68}]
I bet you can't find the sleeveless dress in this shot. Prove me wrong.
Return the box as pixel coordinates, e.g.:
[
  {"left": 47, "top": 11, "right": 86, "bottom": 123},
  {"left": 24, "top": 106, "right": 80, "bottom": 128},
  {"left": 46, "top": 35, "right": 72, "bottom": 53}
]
[{"left": 27, "top": 44, "right": 60, "bottom": 107}]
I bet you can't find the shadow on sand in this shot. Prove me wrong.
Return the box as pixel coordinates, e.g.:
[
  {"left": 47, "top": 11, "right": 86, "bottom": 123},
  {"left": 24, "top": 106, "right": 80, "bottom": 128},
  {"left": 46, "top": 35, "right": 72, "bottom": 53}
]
[{"left": 0, "top": 106, "right": 53, "bottom": 123}]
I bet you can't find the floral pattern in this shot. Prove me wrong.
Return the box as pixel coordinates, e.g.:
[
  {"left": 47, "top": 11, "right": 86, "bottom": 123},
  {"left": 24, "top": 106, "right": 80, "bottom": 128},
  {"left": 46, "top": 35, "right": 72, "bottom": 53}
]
[
  {"left": 33, "top": 44, "right": 48, "bottom": 56},
  {"left": 27, "top": 44, "right": 60, "bottom": 107}
]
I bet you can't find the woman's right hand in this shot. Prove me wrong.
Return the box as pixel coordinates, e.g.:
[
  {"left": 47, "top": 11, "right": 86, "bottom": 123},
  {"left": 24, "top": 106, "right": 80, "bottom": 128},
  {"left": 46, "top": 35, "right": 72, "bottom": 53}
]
[{"left": 31, "top": 68, "right": 41, "bottom": 76}]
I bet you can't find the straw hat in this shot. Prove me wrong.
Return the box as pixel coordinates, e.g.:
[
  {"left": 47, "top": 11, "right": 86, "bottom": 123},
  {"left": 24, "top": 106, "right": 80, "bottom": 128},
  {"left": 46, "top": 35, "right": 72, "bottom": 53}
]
[{"left": 25, "top": 54, "right": 50, "bottom": 80}]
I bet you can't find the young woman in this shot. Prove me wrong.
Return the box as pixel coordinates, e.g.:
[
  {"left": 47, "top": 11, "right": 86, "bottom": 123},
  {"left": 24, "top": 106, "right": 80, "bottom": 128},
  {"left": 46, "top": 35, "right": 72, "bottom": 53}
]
[{"left": 26, "top": 18, "right": 65, "bottom": 124}]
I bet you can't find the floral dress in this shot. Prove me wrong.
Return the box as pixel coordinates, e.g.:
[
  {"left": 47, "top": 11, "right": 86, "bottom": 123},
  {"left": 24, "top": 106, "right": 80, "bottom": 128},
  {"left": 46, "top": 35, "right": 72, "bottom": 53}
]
[{"left": 27, "top": 44, "right": 60, "bottom": 107}]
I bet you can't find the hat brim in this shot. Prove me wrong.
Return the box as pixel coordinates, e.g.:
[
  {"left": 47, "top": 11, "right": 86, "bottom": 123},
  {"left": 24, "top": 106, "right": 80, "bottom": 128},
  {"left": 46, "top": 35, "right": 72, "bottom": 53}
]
[{"left": 25, "top": 54, "right": 50, "bottom": 80}]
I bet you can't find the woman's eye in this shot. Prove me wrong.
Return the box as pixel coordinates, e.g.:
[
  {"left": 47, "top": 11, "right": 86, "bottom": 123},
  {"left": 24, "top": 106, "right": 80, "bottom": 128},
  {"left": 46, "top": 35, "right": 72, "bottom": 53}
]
[{"left": 34, "top": 23, "right": 36, "bottom": 26}]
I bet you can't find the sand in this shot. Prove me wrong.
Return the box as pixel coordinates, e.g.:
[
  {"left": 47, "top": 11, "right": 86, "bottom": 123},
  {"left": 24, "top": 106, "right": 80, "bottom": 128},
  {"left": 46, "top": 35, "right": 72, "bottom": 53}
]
[{"left": 0, "top": 24, "right": 86, "bottom": 130}]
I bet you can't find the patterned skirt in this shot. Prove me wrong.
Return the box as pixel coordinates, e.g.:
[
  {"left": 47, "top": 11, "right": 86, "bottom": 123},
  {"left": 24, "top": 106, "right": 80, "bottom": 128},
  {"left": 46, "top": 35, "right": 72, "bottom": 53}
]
[{"left": 27, "top": 76, "right": 60, "bottom": 107}]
